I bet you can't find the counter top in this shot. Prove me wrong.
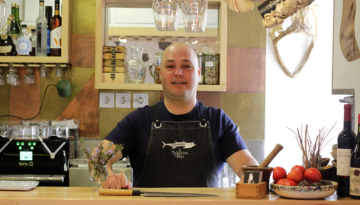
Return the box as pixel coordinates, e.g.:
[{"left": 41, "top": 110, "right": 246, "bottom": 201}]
[{"left": 0, "top": 187, "right": 358, "bottom": 205}]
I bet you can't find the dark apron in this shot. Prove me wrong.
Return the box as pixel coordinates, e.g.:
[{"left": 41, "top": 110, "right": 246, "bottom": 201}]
[{"left": 135, "top": 104, "right": 218, "bottom": 187}]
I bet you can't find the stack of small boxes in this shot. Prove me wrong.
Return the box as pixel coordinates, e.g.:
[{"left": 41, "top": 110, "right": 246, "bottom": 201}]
[{"left": 102, "top": 46, "right": 127, "bottom": 83}]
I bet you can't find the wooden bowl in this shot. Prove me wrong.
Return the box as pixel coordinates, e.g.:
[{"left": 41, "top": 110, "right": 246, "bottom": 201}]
[
  {"left": 322, "top": 158, "right": 330, "bottom": 167},
  {"left": 241, "top": 165, "right": 273, "bottom": 194}
]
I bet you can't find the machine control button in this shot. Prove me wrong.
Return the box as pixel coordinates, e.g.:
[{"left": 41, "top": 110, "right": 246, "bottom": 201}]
[
  {"left": 16, "top": 142, "right": 20, "bottom": 146},
  {"left": 33, "top": 142, "right": 36, "bottom": 146},
  {"left": 19, "top": 146, "right": 22, "bottom": 150},
  {"left": 30, "top": 147, "right": 34, "bottom": 150},
  {"left": 28, "top": 142, "right": 31, "bottom": 146},
  {"left": 21, "top": 142, "right": 24, "bottom": 146}
]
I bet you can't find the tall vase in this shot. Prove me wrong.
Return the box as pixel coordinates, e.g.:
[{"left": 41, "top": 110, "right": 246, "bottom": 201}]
[
  {"left": 90, "top": 165, "right": 108, "bottom": 188},
  {"left": 303, "top": 154, "right": 322, "bottom": 169},
  {"left": 126, "top": 46, "right": 146, "bottom": 83}
]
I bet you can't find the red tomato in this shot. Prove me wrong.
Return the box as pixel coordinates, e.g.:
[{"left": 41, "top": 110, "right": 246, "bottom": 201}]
[
  {"left": 273, "top": 167, "right": 287, "bottom": 182},
  {"left": 283, "top": 179, "right": 297, "bottom": 186},
  {"left": 291, "top": 165, "right": 306, "bottom": 174},
  {"left": 287, "top": 170, "right": 304, "bottom": 183},
  {"left": 276, "top": 179, "right": 288, "bottom": 185},
  {"left": 304, "top": 168, "right": 322, "bottom": 183}
]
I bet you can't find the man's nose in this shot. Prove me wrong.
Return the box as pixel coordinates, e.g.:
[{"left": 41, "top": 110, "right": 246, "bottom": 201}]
[{"left": 174, "top": 66, "right": 183, "bottom": 76}]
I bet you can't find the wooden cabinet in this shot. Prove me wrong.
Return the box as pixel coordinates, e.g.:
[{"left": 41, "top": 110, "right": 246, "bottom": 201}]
[
  {"left": 0, "top": 0, "right": 69, "bottom": 63},
  {"left": 95, "top": 0, "right": 227, "bottom": 91}
]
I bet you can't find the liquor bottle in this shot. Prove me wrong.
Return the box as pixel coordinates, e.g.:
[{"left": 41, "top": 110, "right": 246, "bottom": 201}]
[
  {"left": 50, "top": 0, "right": 61, "bottom": 56},
  {"left": 45, "top": 6, "right": 52, "bottom": 56},
  {"left": 17, "top": 24, "right": 31, "bottom": 56},
  {"left": 16, "top": 4, "right": 21, "bottom": 30},
  {"left": 36, "top": 0, "right": 47, "bottom": 56},
  {"left": 29, "top": 29, "right": 36, "bottom": 56},
  {"left": 338, "top": 104, "right": 356, "bottom": 197},
  {"left": 350, "top": 114, "right": 360, "bottom": 199},
  {"left": 0, "top": 15, "right": 15, "bottom": 56},
  {"left": 10, "top": 3, "right": 20, "bottom": 50}
]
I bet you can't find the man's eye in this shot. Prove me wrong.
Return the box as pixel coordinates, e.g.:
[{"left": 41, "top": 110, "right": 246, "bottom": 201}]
[{"left": 165, "top": 65, "right": 174, "bottom": 69}]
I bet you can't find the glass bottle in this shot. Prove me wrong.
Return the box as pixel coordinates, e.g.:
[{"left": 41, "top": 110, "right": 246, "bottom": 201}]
[
  {"left": 30, "top": 29, "right": 36, "bottom": 56},
  {"left": 45, "top": 6, "right": 52, "bottom": 56},
  {"left": 126, "top": 46, "right": 146, "bottom": 83},
  {"left": 10, "top": 3, "right": 20, "bottom": 50},
  {"left": 15, "top": 4, "right": 21, "bottom": 30},
  {"left": 17, "top": 24, "right": 31, "bottom": 56},
  {"left": 197, "top": 53, "right": 203, "bottom": 84},
  {"left": 204, "top": 53, "right": 219, "bottom": 85},
  {"left": 0, "top": 15, "right": 15, "bottom": 56},
  {"left": 338, "top": 104, "right": 356, "bottom": 197},
  {"left": 350, "top": 114, "right": 360, "bottom": 199},
  {"left": 36, "top": 0, "right": 47, "bottom": 56},
  {"left": 50, "top": 0, "right": 61, "bottom": 56},
  {"left": 0, "top": 0, "right": 6, "bottom": 30}
]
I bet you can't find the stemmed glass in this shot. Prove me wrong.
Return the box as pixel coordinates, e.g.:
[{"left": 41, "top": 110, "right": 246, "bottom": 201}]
[
  {"left": 55, "top": 64, "right": 64, "bottom": 77},
  {"left": 6, "top": 66, "right": 20, "bottom": 86},
  {"left": 181, "top": 0, "right": 208, "bottom": 33},
  {"left": 152, "top": 0, "right": 179, "bottom": 31},
  {"left": 0, "top": 68, "right": 5, "bottom": 85},
  {"left": 24, "top": 67, "right": 36, "bottom": 84},
  {"left": 40, "top": 64, "right": 50, "bottom": 77}
]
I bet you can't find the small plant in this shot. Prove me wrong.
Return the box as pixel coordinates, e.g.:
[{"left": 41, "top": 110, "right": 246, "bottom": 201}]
[
  {"left": 287, "top": 123, "right": 336, "bottom": 169},
  {"left": 80, "top": 138, "right": 123, "bottom": 187}
]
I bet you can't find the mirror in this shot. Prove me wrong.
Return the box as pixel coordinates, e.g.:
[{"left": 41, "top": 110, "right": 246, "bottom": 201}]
[{"left": 5, "top": 0, "right": 62, "bottom": 26}]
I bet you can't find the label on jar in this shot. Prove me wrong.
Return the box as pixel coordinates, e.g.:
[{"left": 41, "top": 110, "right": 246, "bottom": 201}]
[
  {"left": 0, "top": 46, "right": 12, "bottom": 53},
  {"left": 205, "top": 61, "right": 213, "bottom": 67},
  {"left": 350, "top": 167, "right": 360, "bottom": 196},
  {"left": 337, "top": 148, "right": 351, "bottom": 176}
]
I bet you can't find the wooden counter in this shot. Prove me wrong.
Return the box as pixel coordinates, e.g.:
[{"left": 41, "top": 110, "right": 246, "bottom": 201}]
[{"left": 0, "top": 187, "right": 358, "bottom": 205}]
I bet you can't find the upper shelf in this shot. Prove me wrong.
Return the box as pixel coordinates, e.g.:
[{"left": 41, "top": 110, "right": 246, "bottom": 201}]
[{"left": 0, "top": 0, "right": 69, "bottom": 63}]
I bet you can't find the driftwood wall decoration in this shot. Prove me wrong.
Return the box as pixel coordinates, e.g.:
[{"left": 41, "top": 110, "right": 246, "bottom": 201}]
[
  {"left": 225, "top": 0, "right": 254, "bottom": 13},
  {"left": 269, "top": 5, "right": 318, "bottom": 78},
  {"left": 258, "top": 0, "right": 315, "bottom": 28},
  {"left": 340, "top": 0, "right": 360, "bottom": 62}
]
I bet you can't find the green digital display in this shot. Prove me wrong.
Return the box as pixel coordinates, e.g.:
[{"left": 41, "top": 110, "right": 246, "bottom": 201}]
[{"left": 20, "top": 151, "right": 33, "bottom": 161}]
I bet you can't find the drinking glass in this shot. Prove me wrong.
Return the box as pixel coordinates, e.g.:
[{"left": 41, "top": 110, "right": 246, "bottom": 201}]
[
  {"left": 181, "top": 0, "right": 208, "bottom": 33},
  {"left": 152, "top": 0, "right": 179, "bottom": 31},
  {"left": 40, "top": 65, "right": 50, "bottom": 77},
  {"left": 24, "top": 68, "right": 35, "bottom": 84},
  {"left": 6, "top": 67, "right": 20, "bottom": 86},
  {"left": 55, "top": 65, "right": 64, "bottom": 77}
]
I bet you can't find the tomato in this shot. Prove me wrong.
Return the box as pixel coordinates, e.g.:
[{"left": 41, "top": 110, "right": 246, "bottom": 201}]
[
  {"left": 287, "top": 170, "right": 304, "bottom": 183},
  {"left": 283, "top": 179, "right": 297, "bottom": 186},
  {"left": 276, "top": 179, "right": 287, "bottom": 185},
  {"left": 304, "top": 168, "right": 322, "bottom": 183},
  {"left": 291, "top": 165, "right": 306, "bottom": 174},
  {"left": 272, "top": 167, "right": 287, "bottom": 182}
]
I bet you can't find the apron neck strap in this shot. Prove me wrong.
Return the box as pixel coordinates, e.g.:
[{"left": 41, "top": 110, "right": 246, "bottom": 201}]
[
  {"left": 151, "top": 104, "right": 161, "bottom": 127},
  {"left": 200, "top": 104, "right": 208, "bottom": 126}
]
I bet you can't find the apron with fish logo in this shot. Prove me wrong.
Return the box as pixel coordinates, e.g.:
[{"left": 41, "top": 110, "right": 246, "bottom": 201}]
[{"left": 135, "top": 104, "right": 218, "bottom": 187}]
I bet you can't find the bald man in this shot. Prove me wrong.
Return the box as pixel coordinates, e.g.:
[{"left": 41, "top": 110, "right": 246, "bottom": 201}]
[{"left": 92, "top": 43, "right": 258, "bottom": 189}]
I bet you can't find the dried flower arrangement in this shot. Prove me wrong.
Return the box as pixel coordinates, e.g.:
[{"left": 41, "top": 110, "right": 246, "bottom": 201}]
[
  {"left": 80, "top": 138, "right": 124, "bottom": 186},
  {"left": 287, "top": 123, "right": 336, "bottom": 169}
]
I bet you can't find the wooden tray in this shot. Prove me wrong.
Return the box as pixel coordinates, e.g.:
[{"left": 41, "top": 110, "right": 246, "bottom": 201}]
[
  {"left": 102, "top": 73, "right": 125, "bottom": 83},
  {"left": 103, "top": 67, "right": 125, "bottom": 73},
  {"left": 236, "top": 182, "right": 266, "bottom": 199},
  {"left": 103, "top": 53, "right": 126, "bottom": 59},
  {"left": 103, "top": 59, "right": 126, "bottom": 67},
  {"left": 103, "top": 46, "right": 126, "bottom": 53}
]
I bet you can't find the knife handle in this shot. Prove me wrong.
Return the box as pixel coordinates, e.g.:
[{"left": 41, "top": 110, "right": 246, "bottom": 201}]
[{"left": 98, "top": 188, "right": 141, "bottom": 196}]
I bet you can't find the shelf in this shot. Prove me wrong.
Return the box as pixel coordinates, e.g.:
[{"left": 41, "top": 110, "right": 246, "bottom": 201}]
[
  {"left": 0, "top": 0, "right": 70, "bottom": 64},
  {"left": 95, "top": 83, "right": 226, "bottom": 91},
  {"left": 95, "top": 0, "right": 227, "bottom": 92}
]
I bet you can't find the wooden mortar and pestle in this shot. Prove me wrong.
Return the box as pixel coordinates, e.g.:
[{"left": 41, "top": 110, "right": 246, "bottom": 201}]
[{"left": 241, "top": 144, "right": 283, "bottom": 193}]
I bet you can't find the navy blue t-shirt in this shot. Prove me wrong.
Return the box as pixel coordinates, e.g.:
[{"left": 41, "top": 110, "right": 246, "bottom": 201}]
[{"left": 105, "top": 100, "right": 247, "bottom": 185}]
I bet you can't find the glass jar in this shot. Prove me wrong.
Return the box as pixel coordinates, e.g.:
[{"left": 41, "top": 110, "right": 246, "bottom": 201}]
[
  {"left": 204, "top": 53, "right": 219, "bottom": 85},
  {"left": 126, "top": 46, "right": 146, "bottom": 83},
  {"left": 197, "top": 53, "right": 204, "bottom": 84},
  {"left": 149, "top": 52, "right": 163, "bottom": 84}
]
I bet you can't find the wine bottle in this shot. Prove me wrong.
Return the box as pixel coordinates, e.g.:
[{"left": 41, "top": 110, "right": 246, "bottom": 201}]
[
  {"left": 17, "top": 24, "right": 31, "bottom": 56},
  {"left": 50, "top": 0, "right": 61, "bottom": 56},
  {"left": 45, "top": 6, "right": 52, "bottom": 56},
  {"left": 338, "top": 104, "right": 356, "bottom": 197},
  {"left": 350, "top": 114, "right": 360, "bottom": 199},
  {"left": 0, "top": 15, "right": 15, "bottom": 56},
  {"left": 36, "top": 0, "right": 47, "bottom": 56},
  {"left": 16, "top": 4, "right": 21, "bottom": 30},
  {"left": 10, "top": 3, "right": 20, "bottom": 52},
  {"left": 30, "top": 29, "right": 36, "bottom": 56}
]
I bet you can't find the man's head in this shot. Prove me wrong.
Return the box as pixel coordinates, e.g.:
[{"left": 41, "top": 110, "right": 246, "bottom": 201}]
[{"left": 160, "top": 43, "right": 200, "bottom": 103}]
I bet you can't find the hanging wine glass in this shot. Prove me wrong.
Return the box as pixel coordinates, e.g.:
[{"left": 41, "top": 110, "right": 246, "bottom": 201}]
[
  {"left": 152, "top": 0, "right": 179, "bottom": 31},
  {"left": 0, "top": 68, "right": 5, "bottom": 85},
  {"left": 24, "top": 67, "right": 35, "bottom": 84},
  {"left": 6, "top": 66, "right": 19, "bottom": 86},
  {"left": 181, "top": 0, "right": 208, "bottom": 33}
]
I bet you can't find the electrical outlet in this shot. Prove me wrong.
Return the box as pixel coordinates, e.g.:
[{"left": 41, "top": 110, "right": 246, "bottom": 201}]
[
  {"left": 116, "top": 93, "right": 131, "bottom": 108},
  {"left": 99, "top": 93, "right": 114, "bottom": 108},
  {"left": 133, "top": 93, "right": 148, "bottom": 108}
]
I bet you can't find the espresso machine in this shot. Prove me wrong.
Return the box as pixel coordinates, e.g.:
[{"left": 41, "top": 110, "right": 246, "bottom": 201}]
[{"left": 0, "top": 120, "right": 79, "bottom": 186}]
